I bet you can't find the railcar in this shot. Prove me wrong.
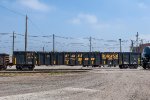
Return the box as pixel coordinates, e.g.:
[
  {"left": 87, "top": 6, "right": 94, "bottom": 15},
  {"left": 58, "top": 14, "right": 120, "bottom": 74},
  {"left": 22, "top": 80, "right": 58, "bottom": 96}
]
[
  {"left": 142, "top": 46, "right": 150, "bottom": 69},
  {"left": 11, "top": 51, "right": 142, "bottom": 70},
  {"left": 82, "top": 52, "right": 101, "bottom": 67},
  {"left": 119, "top": 52, "right": 141, "bottom": 69},
  {"left": 101, "top": 52, "right": 119, "bottom": 67},
  {"left": 36, "top": 52, "right": 51, "bottom": 66},
  {"left": 13, "top": 51, "right": 36, "bottom": 70},
  {"left": 0, "top": 53, "right": 9, "bottom": 70}
]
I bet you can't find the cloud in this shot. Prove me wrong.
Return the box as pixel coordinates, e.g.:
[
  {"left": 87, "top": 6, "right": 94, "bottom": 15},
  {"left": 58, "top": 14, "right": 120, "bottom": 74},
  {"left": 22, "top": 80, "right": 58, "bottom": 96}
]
[
  {"left": 70, "top": 13, "right": 110, "bottom": 30},
  {"left": 70, "top": 13, "right": 98, "bottom": 25},
  {"left": 78, "top": 14, "right": 98, "bottom": 24},
  {"left": 71, "top": 18, "right": 81, "bottom": 24},
  {"left": 138, "top": 2, "right": 148, "bottom": 9},
  {"left": 18, "top": 0, "right": 53, "bottom": 12}
]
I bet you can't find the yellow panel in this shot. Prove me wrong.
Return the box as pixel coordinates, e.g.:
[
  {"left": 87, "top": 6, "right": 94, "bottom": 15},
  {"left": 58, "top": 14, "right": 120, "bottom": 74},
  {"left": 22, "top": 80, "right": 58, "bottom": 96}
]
[
  {"left": 71, "top": 54, "right": 75, "bottom": 57},
  {"left": 91, "top": 58, "right": 95, "bottom": 60},
  {"left": 92, "top": 61, "right": 94, "bottom": 64},
  {"left": 104, "top": 61, "right": 106, "bottom": 64},
  {"left": 78, "top": 58, "right": 82, "bottom": 61},
  {"left": 79, "top": 61, "right": 82, "bottom": 64},
  {"left": 120, "top": 61, "right": 122, "bottom": 64},
  {"left": 15, "top": 57, "right": 16, "bottom": 65},
  {"left": 85, "top": 58, "right": 89, "bottom": 60},
  {"left": 102, "top": 54, "right": 106, "bottom": 59},
  {"left": 54, "top": 61, "right": 56, "bottom": 65},
  {"left": 138, "top": 58, "right": 140, "bottom": 64},
  {"left": 78, "top": 54, "right": 82, "bottom": 57},
  {"left": 113, "top": 54, "right": 118, "bottom": 59},
  {"left": 65, "top": 60, "right": 69, "bottom": 64}
]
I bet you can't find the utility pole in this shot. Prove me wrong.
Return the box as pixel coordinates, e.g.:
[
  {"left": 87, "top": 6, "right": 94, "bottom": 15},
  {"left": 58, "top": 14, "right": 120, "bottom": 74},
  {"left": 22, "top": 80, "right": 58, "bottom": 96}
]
[
  {"left": 136, "top": 32, "right": 139, "bottom": 52},
  {"left": 43, "top": 46, "right": 45, "bottom": 52},
  {"left": 131, "top": 40, "right": 134, "bottom": 52},
  {"left": 136, "top": 32, "right": 139, "bottom": 47},
  {"left": 53, "top": 34, "right": 55, "bottom": 52},
  {"left": 140, "top": 39, "right": 143, "bottom": 45},
  {"left": 139, "top": 39, "right": 143, "bottom": 53},
  {"left": 90, "top": 36, "right": 92, "bottom": 52},
  {"left": 25, "top": 15, "right": 28, "bottom": 52},
  {"left": 119, "top": 39, "right": 122, "bottom": 52},
  {"left": 12, "top": 31, "right": 15, "bottom": 53}
]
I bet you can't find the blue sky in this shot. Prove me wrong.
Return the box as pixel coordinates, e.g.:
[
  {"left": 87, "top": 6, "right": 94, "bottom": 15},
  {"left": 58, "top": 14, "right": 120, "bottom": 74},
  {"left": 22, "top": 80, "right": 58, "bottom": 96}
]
[{"left": 0, "top": 0, "right": 150, "bottom": 53}]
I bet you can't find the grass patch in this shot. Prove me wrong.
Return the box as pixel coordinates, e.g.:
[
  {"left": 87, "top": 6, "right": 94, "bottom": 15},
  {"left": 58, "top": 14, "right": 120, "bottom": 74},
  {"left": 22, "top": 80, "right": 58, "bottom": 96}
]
[
  {"left": 0, "top": 73, "right": 37, "bottom": 77},
  {"left": 48, "top": 71, "right": 71, "bottom": 75},
  {"left": 0, "top": 70, "right": 88, "bottom": 77},
  {"left": 0, "top": 72, "right": 71, "bottom": 77}
]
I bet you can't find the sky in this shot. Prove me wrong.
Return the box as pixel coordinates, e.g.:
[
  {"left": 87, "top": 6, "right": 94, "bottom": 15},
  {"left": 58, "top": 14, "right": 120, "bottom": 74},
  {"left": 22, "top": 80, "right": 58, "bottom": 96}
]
[{"left": 0, "top": 0, "right": 150, "bottom": 54}]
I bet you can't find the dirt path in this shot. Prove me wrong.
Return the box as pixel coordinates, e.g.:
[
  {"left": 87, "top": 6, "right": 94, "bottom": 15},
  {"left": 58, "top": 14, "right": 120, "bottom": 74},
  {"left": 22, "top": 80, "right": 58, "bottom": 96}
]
[{"left": 0, "top": 69, "right": 150, "bottom": 100}]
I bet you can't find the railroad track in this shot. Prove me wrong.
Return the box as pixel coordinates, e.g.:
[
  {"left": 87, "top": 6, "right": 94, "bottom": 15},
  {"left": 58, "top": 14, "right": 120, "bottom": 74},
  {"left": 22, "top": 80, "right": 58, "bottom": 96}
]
[{"left": 0, "top": 69, "right": 92, "bottom": 73}]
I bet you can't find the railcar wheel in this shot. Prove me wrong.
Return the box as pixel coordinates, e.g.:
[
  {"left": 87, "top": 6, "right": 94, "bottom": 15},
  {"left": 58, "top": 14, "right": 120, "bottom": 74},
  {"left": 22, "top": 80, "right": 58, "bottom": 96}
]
[
  {"left": 17, "top": 66, "right": 22, "bottom": 71},
  {"left": 142, "top": 63, "right": 147, "bottom": 69},
  {"left": 3, "top": 66, "right": 7, "bottom": 70},
  {"left": 28, "top": 67, "right": 33, "bottom": 71},
  {"left": 16, "top": 66, "right": 20, "bottom": 70},
  {"left": 0, "top": 67, "right": 2, "bottom": 71},
  {"left": 20, "top": 66, "right": 23, "bottom": 70},
  {"left": 134, "top": 65, "right": 138, "bottom": 69},
  {"left": 119, "top": 65, "right": 122, "bottom": 69},
  {"left": 124, "top": 65, "right": 128, "bottom": 69},
  {"left": 147, "top": 65, "right": 150, "bottom": 69},
  {"left": 28, "top": 66, "right": 34, "bottom": 71},
  {"left": 147, "top": 67, "right": 150, "bottom": 69},
  {"left": 129, "top": 65, "right": 134, "bottom": 69}
]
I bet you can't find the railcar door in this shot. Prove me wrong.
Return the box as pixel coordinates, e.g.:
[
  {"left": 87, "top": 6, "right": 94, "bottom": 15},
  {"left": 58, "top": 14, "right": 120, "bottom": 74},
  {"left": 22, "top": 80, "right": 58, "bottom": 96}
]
[
  {"left": 26, "top": 52, "right": 35, "bottom": 65},
  {"left": 37, "top": 52, "right": 45, "bottom": 65},
  {"left": 70, "top": 52, "right": 76, "bottom": 66},
  {"left": 45, "top": 52, "right": 51, "bottom": 65},
  {"left": 57, "top": 52, "right": 64, "bottom": 65},
  {"left": 83, "top": 52, "right": 89, "bottom": 66},
  {"left": 76, "top": 52, "right": 83, "bottom": 65},
  {"left": 64, "top": 52, "right": 70, "bottom": 65}
]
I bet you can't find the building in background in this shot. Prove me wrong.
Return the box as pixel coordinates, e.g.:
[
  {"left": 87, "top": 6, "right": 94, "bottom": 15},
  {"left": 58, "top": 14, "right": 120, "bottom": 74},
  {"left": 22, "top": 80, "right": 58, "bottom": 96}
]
[{"left": 132, "top": 43, "right": 150, "bottom": 53}]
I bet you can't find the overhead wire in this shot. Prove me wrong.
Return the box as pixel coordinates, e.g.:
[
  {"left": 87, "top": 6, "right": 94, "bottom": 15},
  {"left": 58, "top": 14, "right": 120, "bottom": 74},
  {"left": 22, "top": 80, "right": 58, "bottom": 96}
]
[
  {"left": 28, "top": 18, "right": 45, "bottom": 35},
  {"left": 0, "top": 4, "right": 53, "bottom": 39},
  {"left": 55, "top": 35, "right": 74, "bottom": 39},
  {"left": 0, "top": 4, "right": 26, "bottom": 17},
  {"left": 0, "top": 4, "right": 132, "bottom": 52}
]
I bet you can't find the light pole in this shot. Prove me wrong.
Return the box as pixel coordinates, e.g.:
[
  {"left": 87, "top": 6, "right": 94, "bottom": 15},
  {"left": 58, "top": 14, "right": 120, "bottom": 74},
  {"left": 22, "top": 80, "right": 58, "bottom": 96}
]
[{"left": 119, "top": 39, "right": 122, "bottom": 52}]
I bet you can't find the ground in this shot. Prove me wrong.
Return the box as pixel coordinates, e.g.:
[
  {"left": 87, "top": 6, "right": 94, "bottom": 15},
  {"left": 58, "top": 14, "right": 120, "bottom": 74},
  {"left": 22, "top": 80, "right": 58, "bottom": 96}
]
[{"left": 0, "top": 66, "right": 150, "bottom": 100}]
